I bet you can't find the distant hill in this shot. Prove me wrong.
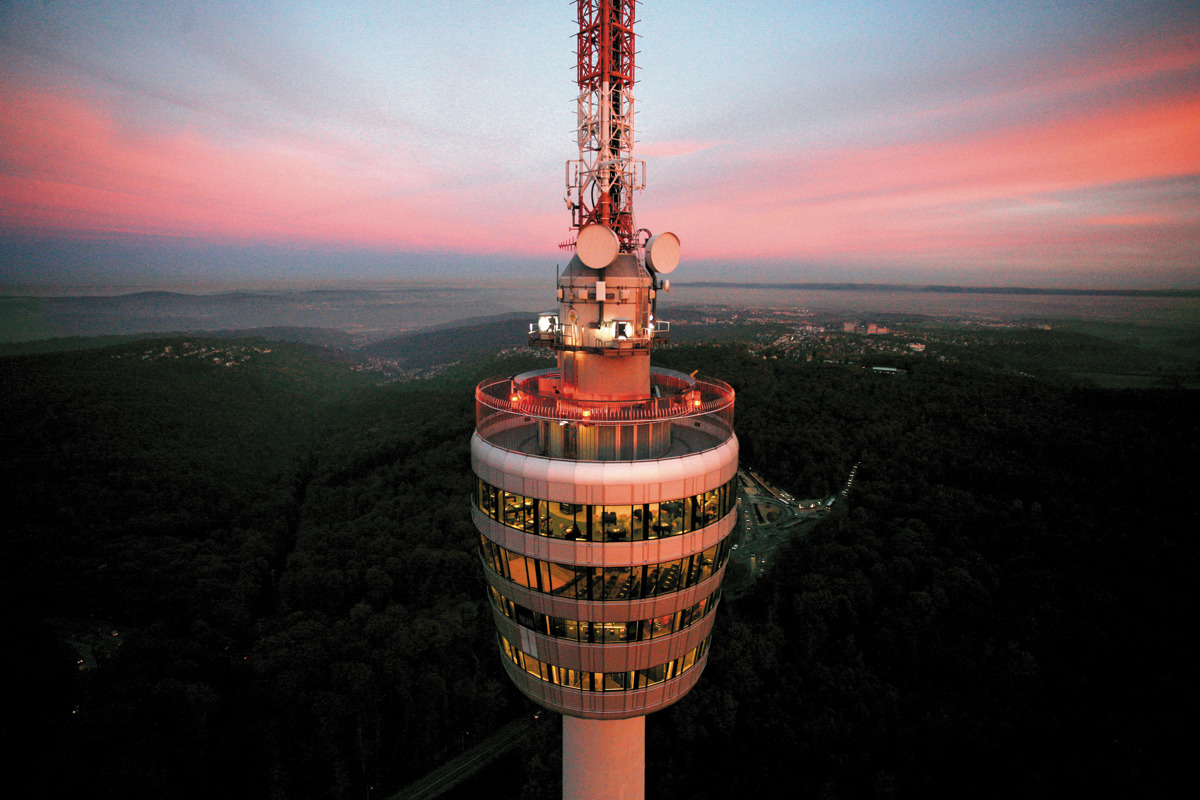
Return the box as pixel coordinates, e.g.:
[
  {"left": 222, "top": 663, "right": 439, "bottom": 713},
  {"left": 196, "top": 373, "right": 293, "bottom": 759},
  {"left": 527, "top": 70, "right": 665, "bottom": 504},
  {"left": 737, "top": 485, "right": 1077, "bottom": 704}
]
[
  {"left": 358, "top": 312, "right": 529, "bottom": 368},
  {"left": 0, "top": 326, "right": 360, "bottom": 357},
  {"left": 203, "top": 326, "right": 360, "bottom": 350}
]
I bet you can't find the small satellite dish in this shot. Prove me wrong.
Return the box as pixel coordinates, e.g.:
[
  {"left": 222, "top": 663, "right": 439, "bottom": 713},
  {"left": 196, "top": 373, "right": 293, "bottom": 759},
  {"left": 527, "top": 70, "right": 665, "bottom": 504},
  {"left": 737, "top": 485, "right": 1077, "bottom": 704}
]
[
  {"left": 576, "top": 224, "right": 619, "bottom": 270},
  {"left": 645, "top": 232, "right": 680, "bottom": 274}
]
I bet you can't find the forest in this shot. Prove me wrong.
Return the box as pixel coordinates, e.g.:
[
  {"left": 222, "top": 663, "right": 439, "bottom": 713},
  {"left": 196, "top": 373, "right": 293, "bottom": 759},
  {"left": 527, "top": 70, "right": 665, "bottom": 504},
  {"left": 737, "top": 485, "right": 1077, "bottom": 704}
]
[{"left": 3, "top": 330, "right": 1197, "bottom": 799}]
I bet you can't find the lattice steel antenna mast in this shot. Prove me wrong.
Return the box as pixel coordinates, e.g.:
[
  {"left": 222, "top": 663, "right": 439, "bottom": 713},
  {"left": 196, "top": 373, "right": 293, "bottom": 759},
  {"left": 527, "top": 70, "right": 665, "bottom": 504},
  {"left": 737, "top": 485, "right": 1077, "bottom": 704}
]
[{"left": 567, "top": 0, "right": 645, "bottom": 251}]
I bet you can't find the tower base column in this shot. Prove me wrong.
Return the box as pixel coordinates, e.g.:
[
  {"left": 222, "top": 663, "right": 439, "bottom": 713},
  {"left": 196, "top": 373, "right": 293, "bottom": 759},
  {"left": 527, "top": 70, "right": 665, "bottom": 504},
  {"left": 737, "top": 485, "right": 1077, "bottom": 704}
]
[{"left": 562, "top": 715, "right": 645, "bottom": 800}]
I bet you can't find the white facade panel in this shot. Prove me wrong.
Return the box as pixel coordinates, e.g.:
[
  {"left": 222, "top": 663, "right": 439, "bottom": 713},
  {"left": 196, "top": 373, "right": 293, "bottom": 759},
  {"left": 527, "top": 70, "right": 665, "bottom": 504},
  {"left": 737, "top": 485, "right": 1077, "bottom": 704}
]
[{"left": 471, "top": 432, "right": 738, "bottom": 505}]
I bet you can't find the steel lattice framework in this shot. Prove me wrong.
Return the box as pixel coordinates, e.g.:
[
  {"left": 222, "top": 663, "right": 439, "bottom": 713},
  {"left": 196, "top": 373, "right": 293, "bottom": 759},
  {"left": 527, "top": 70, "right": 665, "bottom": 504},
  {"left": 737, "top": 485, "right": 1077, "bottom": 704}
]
[{"left": 567, "top": 0, "right": 645, "bottom": 251}]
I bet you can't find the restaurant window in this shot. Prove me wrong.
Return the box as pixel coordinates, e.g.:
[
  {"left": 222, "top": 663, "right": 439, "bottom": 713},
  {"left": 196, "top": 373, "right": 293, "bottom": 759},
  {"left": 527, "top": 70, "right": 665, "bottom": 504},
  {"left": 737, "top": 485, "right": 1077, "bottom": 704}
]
[
  {"left": 498, "top": 634, "right": 712, "bottom": 693},
  {"left": 473, "top": 478, "right": 738, "bottom": 541},
  {"left": 488, "top": 588, "right": 720, "bottom": 644},
  {"left": 479, "top": 538, "right": 730, "bottom": 602}
]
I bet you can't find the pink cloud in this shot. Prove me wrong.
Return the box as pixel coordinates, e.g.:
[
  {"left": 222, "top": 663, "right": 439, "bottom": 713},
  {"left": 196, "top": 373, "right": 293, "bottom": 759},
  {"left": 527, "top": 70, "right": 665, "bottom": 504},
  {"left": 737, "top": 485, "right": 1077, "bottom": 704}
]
[
  {"left": 900, "top": 30, "right": 1200, "bottom": 133},
  {"left": 0, "top": 86, "right": 561, "bottom": 254},
  {"left": 637, "top": 139, "right": 719, "bottom": 159},
  {"left": 636, "top": 29, "right": 1200, "bottom": 277},
  {"left": 657, "top": 87, "right": 1199, "bottom": 271},
  {"left": 2, "top": 18, "right": 1197, "bottom": 284}
]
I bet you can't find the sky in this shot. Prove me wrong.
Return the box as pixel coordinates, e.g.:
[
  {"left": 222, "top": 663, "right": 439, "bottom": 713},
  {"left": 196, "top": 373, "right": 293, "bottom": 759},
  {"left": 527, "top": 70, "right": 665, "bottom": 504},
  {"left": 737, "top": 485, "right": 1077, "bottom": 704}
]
[{"left": 1, "top": 0, "right": 1198, "bottom": 290}]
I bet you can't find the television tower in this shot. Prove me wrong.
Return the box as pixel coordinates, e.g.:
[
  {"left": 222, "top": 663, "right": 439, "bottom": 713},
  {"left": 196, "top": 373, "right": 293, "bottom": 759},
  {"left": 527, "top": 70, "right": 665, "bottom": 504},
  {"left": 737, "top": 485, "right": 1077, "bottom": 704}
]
[{"left": 471, "top": 3, "right": 738, "bottom": 798}]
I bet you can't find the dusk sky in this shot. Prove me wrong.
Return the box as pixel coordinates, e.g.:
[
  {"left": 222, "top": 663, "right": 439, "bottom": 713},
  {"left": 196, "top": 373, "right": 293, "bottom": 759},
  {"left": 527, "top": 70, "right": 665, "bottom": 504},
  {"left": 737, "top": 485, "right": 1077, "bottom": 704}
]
[{"left": 1, "top": 0, "right": 1198, "bottom": 290}]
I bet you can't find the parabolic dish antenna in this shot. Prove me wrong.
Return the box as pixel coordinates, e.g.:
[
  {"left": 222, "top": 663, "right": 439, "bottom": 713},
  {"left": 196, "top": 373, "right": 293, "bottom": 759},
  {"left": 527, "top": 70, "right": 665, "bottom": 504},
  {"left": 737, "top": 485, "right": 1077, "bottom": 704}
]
[
  {"left": 645, "top": 232, "right": 680, "bottom": 274},
  {"left": 576, "top": 224, "right": 619, "bottom": 270}
]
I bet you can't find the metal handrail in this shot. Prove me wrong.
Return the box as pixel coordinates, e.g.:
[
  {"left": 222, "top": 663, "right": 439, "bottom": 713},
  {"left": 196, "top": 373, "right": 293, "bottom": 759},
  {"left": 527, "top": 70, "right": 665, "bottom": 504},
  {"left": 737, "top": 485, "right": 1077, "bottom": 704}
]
[
  {"left": 527, "top": 319, "right": 670, "bottom": 350},
  {"left": 476, "top": 368, "right": 734, "bottom": 425}
]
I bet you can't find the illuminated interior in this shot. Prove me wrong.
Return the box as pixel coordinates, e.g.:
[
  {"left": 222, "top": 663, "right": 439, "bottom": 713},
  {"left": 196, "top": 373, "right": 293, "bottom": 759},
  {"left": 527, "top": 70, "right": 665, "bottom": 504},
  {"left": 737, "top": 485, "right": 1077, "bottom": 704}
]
[
  {"left": 488, "top": 586, "right": 719, "bottom": 643},
  {"left": 480, "top": 537, "right": 731, "bottom": 601},
  {"left": 474, "top": 476, "right": 736, "bottom": 541},
  {"left": 500, "top": 634, "right": 710, "bottom": 693}
]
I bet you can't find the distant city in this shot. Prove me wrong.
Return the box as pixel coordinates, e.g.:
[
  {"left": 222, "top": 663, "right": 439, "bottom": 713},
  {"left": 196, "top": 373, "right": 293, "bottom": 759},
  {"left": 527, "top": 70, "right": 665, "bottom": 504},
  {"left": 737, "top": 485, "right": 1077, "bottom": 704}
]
[{"left": 3, "top": 280, "right": 1197, "bottom": 347}]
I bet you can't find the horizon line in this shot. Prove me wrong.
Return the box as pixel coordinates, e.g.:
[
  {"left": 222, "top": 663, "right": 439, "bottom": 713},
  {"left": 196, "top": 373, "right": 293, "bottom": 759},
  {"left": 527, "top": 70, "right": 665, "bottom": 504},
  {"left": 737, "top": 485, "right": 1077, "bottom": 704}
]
[
  {"left": 2, "top": 279, "right": 1199, "bottom": 300},
  {"left": 684, "top": 282, "right": 1200, "bottom": 298}
]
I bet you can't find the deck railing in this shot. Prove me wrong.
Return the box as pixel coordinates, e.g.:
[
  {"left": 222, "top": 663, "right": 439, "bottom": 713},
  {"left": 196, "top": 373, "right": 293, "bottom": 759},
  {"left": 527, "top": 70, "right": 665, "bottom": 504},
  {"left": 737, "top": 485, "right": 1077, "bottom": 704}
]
[
  {"left": 476, "top": 368, "right": 733, "bottom": 426},
  {"left": 475, "top": 368, "right": 736, "bottom": 457}
]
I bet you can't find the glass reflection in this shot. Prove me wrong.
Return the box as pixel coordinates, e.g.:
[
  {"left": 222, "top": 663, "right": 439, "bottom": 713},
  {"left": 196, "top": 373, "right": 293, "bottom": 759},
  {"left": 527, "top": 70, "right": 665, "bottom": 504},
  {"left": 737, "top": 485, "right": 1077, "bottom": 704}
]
[
  {"left": 500, "top": 634, "right": 711, "bottom": 693},
  {"left": 489, "top": 586, "right": 719, "bottom": 643},
  {"left": 474, "top": 478, "right": 737, "bottom": 542},
  {"left": 480, "top": 537, "right": 731, "bottom": 601}
]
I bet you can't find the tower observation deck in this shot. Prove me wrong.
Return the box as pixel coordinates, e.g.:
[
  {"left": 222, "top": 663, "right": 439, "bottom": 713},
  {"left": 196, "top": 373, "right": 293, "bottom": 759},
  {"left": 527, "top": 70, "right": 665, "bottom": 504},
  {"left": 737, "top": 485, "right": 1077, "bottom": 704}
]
[{"left": 471, "top": 3, "right": 737, "bottom": 797}]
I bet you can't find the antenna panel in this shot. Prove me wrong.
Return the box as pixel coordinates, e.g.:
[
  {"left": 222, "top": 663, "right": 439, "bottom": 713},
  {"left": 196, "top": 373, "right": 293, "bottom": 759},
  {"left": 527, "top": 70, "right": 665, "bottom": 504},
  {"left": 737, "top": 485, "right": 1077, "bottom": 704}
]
[
  {"left": 645, "top": 232, "right": 680, "bottom": 274},
  {"left": 576, "top": 224, "right": 620, "bottom": 269}
]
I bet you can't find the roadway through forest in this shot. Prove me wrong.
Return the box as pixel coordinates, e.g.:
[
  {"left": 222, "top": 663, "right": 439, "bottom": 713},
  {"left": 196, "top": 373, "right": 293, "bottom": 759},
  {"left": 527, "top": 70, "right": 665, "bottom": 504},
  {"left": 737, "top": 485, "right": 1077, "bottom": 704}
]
[
  {"left": 387, "top": 714, "right": 538, "bottom": 800},
  {"left": 725, "top": 467, "right": 842, "bottom": 596}
]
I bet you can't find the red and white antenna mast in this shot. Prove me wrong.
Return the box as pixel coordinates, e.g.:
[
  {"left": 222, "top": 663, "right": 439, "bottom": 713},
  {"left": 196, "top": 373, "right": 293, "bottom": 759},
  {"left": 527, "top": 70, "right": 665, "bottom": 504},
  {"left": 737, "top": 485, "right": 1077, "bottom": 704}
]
[
  {"left": 473, "top": 6, "right": 722, "bottom": 800},
  {"left": 567, "top": 0, "right": 645, "bottom": 251}
]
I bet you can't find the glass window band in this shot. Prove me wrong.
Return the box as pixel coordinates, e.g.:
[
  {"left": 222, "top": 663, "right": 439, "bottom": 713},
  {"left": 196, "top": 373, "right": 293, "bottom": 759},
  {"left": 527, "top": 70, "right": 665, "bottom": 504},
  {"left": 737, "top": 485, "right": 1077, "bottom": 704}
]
[
  {"left": 473, "top": 476, "right": 737, "bottom": 542},
  {"left": 489, "top": 585, "right": 719, "bottom": 643},
  {"left": 500, "top": 633, "right": 710, "bottom": 692},
  {"left": 480, "top": 536, "right": 732, "bottom": 601}
]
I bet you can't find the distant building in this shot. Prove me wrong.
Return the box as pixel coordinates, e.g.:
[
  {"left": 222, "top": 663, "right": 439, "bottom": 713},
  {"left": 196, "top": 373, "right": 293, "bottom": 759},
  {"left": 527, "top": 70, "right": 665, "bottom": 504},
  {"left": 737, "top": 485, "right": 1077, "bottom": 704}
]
[{"left": 844, "top": 321, "right": 891, "bottom": 335}]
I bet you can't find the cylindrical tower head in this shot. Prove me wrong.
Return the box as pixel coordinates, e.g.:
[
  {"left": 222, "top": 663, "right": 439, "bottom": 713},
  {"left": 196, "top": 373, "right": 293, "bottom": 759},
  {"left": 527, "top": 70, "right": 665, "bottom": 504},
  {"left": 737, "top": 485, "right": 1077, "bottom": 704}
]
[{"left": 470, "top": 0, "right": 736, "bottom": 725}]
